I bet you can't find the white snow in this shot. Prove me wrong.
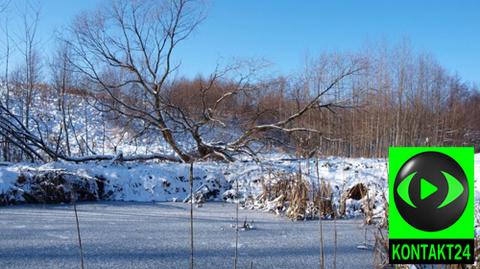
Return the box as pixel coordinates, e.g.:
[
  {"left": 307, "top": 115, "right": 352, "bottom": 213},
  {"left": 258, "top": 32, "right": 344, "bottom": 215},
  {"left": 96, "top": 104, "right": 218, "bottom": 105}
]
[
  {"left": 1, "top": 153, "right": 478, "bottom": 222},
  {"left": 0, "top": 165, "right": 18, "bottom": 193}
]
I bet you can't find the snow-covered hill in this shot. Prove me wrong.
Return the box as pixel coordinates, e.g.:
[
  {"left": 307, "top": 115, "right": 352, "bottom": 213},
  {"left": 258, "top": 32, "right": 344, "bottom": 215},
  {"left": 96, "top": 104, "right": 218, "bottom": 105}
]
[{"left": 0, "top": 88, "right": 249, "bottom": 160}]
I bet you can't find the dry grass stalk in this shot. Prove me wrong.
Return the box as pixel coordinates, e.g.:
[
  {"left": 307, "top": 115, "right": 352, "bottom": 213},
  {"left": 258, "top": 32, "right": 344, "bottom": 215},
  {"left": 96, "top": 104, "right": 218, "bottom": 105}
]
[
  {"left": 315, "top": 159, "right": 325, "bottom": 269},
  {"left": 189, "top": 162, "right": 194, "bottom": 269},
  {"left": 313, "top": 180, "right": 334, "bottom": 218},
  {"left": 259, "top": 169, "right": 335, "bottom": 221},
  {"left": 286, "top": 165, "right": 310, "bottom": 220},
  {"left": 373, "top": 227, "right": 389, "bottom": 268},
  {"left": 73, "top": 196, "right": 85, "bottom": 269},
  {"left": 234, "top": 178, "right": 239, "bottom": 269}
]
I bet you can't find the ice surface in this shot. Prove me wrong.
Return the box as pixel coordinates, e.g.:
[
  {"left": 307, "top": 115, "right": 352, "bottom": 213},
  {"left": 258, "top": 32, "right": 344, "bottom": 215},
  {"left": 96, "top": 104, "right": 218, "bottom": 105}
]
[{"left": 0, "top": 202, "right": 375, "bottom": 269}]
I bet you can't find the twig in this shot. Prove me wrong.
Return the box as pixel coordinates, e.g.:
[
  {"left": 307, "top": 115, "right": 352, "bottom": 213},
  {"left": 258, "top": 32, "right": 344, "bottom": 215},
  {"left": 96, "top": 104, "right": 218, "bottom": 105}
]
[
  {"left": 189, "top": 162, "right": 194, "bottom": 269},
  {"left": 333, "top": 204, "right": 337, "bottom": 269},
  {"left": 315, "top": 158, "right": 325, "bottom": 269},
  {"left": 234, "top": 178, "right": 239, "bottom": 269},
  {"left": 72, "top": 190, "right": 84, "bottom": 269}
]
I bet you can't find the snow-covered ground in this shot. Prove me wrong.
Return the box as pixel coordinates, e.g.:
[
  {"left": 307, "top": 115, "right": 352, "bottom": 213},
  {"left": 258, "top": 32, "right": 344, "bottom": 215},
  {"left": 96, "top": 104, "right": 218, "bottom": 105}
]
[
  {"left": 0, "top": 154, "right": 386, "bottom": 214},
  {"left": 0, "top": 153, "right": 478, "bottom": 268},
  {"left": 0, "top": 202, "right": 375, "bottom": 269},
  {"left": 2, "top": 88, "right": 478, "bottom": 222},
  {"left": 1, "top": 153, "right": 479, "bottom": 220}
]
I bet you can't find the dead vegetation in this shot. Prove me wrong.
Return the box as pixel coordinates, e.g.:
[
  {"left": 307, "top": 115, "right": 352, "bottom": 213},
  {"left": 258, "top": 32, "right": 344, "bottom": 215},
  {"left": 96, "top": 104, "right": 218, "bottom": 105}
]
[
  {"left": 256, "top": 169, "right": 371, "bottom": 221},
  {"left": 339, "top": 183, "right": 376, "bottom": 224},
  {"left": 373, "top": 197, "right": 480, "bottom": 268},
  {"left": 0, "top": 169, "right": 101, "bottom": 205}
]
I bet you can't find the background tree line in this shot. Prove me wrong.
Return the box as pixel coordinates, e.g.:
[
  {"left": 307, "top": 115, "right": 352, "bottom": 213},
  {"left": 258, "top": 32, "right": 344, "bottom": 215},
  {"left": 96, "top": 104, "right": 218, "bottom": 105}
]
[{"left": 0, "top": 0, "right": 478, "bottom": 163}]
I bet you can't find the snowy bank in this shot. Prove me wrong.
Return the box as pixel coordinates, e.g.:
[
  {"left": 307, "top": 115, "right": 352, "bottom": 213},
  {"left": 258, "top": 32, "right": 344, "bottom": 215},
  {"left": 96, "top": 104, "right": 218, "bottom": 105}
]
[{"left": 0, "top": 154, "right": 479, "bottom": 221}]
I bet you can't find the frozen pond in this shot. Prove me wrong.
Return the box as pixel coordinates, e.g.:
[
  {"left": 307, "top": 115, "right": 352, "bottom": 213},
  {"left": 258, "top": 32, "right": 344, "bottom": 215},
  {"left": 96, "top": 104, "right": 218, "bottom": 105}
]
[{"left": 0, "top": 202, "right": 375, "bottom": 268}]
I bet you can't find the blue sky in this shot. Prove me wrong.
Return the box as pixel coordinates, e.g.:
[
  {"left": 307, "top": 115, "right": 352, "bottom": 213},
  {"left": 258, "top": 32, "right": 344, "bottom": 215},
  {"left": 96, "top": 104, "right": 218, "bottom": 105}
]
[{"left": 5, "top": 0, "right": 480, "bottom": 84}]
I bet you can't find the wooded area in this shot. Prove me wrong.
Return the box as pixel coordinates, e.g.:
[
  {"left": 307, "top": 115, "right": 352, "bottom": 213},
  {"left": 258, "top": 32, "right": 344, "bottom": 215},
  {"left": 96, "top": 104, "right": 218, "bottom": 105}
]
[{"left": 0, "top": 0, "right": 478, "bottom": 163}]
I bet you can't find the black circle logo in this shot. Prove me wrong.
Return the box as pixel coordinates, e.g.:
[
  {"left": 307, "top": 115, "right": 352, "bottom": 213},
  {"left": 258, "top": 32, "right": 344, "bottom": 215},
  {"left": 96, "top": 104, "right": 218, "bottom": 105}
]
[{"left": 394, "top": 151, "right": 468, "bottom": 231}]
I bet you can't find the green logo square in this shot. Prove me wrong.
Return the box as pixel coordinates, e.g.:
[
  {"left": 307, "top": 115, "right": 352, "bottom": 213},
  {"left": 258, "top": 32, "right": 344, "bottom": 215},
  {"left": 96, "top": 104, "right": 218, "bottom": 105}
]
[{"left": 388, "top": 147, "right": 474, "bottom": 264}]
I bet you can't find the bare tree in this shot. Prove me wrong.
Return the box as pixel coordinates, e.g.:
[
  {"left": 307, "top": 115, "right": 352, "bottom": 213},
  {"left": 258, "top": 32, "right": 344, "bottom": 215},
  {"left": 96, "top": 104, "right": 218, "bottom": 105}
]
[
  {"left": 51, "top": 42, "right": 75, "bottom": 156},
  {"left": 1, "top": 0, "right": 11, "bottom": 108},
  {"left": 0, "top": 0, "right": 11, "bottom": 160},
  {"left": 13, "top": 1, "right": 41, "bottom": 130},
  {"left": 65, "top": 0, "right": 364, "bottom": 163},
  {"left": 66, "top": 0, "right": 204, "bottom": 162}
]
